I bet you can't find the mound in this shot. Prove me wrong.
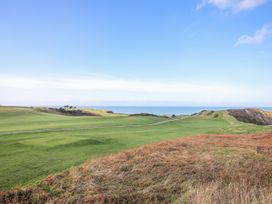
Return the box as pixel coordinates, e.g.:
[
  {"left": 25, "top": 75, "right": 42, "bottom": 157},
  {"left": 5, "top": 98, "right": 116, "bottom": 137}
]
[
  {"left": 228, "top": 108, "right": 272, "bottom": 125},
  {"left": 193, "top": 110, "right": 224, "bottom": 118},
  {"left": 1, "top": 133, "right": 272, "bottom": 203},
  {"left": 34, "top": 106, "right": 119, "bottom": 117},
  {"left": 129, "top": 113, "right": 170, "bottom": 118}
]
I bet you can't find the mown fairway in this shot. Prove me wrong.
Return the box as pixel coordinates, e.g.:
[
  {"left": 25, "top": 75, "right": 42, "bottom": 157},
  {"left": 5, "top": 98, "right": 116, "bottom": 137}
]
[{"left": 1, "top": 106, "right": 272, "bottom": 190}]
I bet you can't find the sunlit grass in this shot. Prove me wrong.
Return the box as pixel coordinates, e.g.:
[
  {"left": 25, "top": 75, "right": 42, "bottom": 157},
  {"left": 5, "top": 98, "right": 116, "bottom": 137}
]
[{"left": 0, "top": 106, "right": 271, "bottom": 190}]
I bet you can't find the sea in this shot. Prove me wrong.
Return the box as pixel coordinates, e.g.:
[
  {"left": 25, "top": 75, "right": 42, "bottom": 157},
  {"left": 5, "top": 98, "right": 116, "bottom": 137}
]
[{"left": 89, "top": 106, "right": 272, "bottom": 116}]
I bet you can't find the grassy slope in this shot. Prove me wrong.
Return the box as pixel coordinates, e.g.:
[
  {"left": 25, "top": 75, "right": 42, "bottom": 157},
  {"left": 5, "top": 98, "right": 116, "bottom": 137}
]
[
  {"left": 33, "top": 106, "right": 123, "bottom": 117},
  {"left": 13, "top": 133, "right": 271, "bottom": 204},
  {"left": 0, "top": 107, "right": 272, "bottom": 190}
]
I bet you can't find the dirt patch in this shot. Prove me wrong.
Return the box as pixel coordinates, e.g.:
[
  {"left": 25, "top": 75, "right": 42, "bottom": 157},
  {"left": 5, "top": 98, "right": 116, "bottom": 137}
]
[
  {"left": 1, "top": 133, "right": 272, "bottom": 203},
  {"left": 228, "top": 108, "right": 272, "bottom": 125}
]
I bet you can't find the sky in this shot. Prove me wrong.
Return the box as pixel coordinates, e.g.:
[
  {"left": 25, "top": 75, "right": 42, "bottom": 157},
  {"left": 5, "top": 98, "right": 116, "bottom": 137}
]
[{"left": 0, "top": 0, "right": 272, "bottom": 106}]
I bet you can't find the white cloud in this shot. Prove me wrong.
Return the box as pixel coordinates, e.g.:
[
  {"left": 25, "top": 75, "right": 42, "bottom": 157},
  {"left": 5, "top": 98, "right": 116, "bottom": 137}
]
[
  {"left": 0, "top": 75, "right": 271, "bottom": 106},
  {"left": 235, "top": 25, "right": 272, "bottom": 46},
  {"left": 197, "top": 0, "right": 230, "bottom": 10},
  {"left": 235, "top": 0, "right": 267, "bottom": 11},
  {"left": 197, "top": 0, "right": 267, "bottom": 12}
]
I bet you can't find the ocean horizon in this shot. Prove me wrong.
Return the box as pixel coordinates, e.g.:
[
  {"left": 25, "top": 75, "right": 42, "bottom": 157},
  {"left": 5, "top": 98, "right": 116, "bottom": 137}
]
[{"left": 87, "top": 106, "right": 272, "bottom": 115}]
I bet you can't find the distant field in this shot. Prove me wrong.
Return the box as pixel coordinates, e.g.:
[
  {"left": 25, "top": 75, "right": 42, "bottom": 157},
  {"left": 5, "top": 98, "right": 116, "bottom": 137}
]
[{"left": 1, "top": 106, "right": 272, "bottom": 190}]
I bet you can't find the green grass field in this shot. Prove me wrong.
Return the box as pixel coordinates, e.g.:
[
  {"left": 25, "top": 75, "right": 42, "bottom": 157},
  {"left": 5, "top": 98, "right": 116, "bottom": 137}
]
[{"left": 1, "top": 106, "right": 272, "bottom": 191}]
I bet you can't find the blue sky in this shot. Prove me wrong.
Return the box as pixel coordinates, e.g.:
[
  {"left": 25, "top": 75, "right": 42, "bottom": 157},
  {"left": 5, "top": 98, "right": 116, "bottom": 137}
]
[{"left": 0, "top": 0, "right": 272, "bottom": 106}]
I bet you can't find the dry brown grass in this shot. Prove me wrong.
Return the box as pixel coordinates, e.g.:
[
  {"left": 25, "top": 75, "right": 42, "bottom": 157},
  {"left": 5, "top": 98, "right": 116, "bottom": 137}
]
[
  {"left": 1, "top": 133, "right": 272, "bottom": 204},
  {"left": 265, "top": 111, "right": 272, "bottom": 118}
]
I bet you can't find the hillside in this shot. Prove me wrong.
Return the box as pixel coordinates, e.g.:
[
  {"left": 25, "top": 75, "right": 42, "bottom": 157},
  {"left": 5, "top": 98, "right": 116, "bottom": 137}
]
[
  {"left": 1, "top": 133, "right": 272, "bottom": 203},
  {"left": 34, "top": 106, "right": 122, "bottom": 117},
  {"left": 228, "top": 108, "right": 272, "bottom": 125},
  {"left": 0, "top": 106, "right": 121, "bottom": 117},
  {"left": 1, "top": 106, "right": 272, "bottom": 191},
  {"left": 196, "top": 108, "right": 272, "bottom": 126}
]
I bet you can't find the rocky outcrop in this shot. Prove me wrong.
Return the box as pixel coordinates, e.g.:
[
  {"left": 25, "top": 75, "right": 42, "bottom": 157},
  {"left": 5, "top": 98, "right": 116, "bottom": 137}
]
[{"left": 228, "top": 108, "right": 272, "bottom": 125}]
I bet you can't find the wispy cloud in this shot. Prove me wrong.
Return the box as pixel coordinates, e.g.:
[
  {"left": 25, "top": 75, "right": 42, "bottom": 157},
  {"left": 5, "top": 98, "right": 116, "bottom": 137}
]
[
  {"left": 235, "top": 25, "right": 272, "bottom": 46},
  {"left": 197, "top": 0, "right": 267, "bottom": 12},
  {"left": 0, "top": 75, "right": 271, "bottom": 106}
]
